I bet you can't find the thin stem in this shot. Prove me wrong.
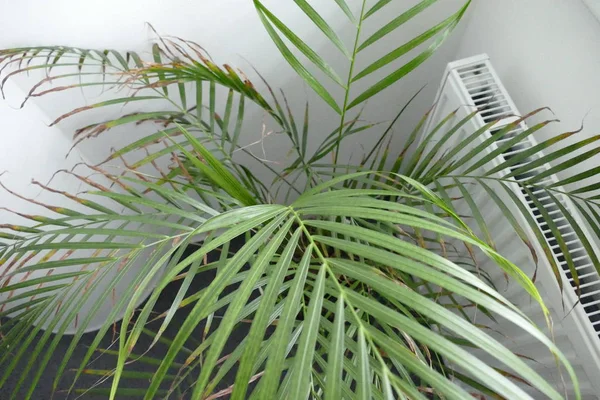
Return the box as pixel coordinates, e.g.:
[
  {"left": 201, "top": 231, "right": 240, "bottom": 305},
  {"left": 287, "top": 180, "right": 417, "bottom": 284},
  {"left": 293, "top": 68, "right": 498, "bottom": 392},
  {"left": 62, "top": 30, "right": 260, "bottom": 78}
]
[
  {"left": 442, "top": 174, "right": 600, "bottom": 207},
  {"left": 333, "top": 0, "right": 368, "bottom": 169}
]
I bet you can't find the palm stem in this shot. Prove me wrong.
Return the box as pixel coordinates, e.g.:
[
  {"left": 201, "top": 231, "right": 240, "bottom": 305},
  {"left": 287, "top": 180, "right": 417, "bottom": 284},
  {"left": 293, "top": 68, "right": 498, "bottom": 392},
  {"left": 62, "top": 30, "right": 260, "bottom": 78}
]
[{"left": 332, "top": 0, "right": 368, "bottom": 169}]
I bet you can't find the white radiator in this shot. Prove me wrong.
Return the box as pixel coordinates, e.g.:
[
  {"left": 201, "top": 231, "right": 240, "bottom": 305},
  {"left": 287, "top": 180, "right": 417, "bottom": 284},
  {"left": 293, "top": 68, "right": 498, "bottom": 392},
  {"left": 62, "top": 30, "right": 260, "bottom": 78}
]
[{"left": 421, "top": 54, "right": 600, "bottom": 398}]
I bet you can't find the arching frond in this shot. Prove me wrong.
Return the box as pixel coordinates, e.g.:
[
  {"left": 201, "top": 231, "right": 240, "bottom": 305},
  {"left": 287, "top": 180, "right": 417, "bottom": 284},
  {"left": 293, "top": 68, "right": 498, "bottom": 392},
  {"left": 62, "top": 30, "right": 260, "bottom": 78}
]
[{"left": 0, "top": 2, "right": 591, "bottom": 399}]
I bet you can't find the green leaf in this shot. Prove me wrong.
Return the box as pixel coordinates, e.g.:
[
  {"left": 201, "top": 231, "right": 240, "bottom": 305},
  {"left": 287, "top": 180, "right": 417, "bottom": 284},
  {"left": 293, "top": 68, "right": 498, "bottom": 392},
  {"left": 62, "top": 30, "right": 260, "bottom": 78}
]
[
  {"left": 231, "top": 93, "right": 246, "bottom": 154},
  {"left": 49, "top": 96, "right": 163, "bottom": 126},
  {"left": 342, "top": 283, "right": 560, "bottom": 399},
  {"left": 293, "top": 0, "right": 351, "bottom": 58},
  {"left": 547, "top": 192, "right": 600, "bottom": 276},
  {"left": 289, "top": 264, "right": 326, "bottom": 400},
  {"left": 363, "top": 0, "right": 392, "bottom": 19},
  {"left": 231, "top": 228, "right": 302, "bottom": 400},
  {"left": 209, "top": 81, "right": 216, "bottom": 136},
  {"left": 221, "top": 89, "right": 234, "bottom": 147},
  {"left": 73, "top": 388, "right": 169, "bottom": 397},
  {"left": 324, "top": 296, "right": 345, "bottom": 400},
  {"left": 412, "top": 111, "right": 478, "bottom": 178},
  {"left": 2, "top": 256, "right": 116, "bottom": 277},
  {"left": 0, "top": 271, "right": 90, "bottom": 294},
  {"left": 496, "top": 181, "right": 563, "bottom": 287},
  {"left": 526, "top": 146, "right": 600, "bottom": 185},
  {"left": 152, "top": 43, "right": 168, "bottom": 96},
  {"left": 334, "top": 0, "right": 356, "bottom": 23},
  {"left": 260, "top": 245, "right": 314, "bottom": 399},
  {"left": 254, "top": 2, "right": 345, "bottom": 87},
  {"left": 474, "top": 179, "right": 539, "bottom": 265},
  {"left": 404, "top": 109, "right": 460, "bottom": 176},
  {"left": 523, "top": 186, "right": 579, "bottom": 287},
  {"left": 173, "top": 123, "right": 257, "bottom": 206},
  {"left": 362, "top": 86, "right": 426, "bottom": 168},
  {"left": 0, "top": 25, "right": 584, "bottom": 400},
  {"left": 421, "top": 119, "right": 501, "bottom": 180},
  {"left": 484, "top": 130, "right": 577, "bottom": 177},
  {"left": 141, "top": 212, "right": 289, "bottom": 400},
  {"left": 358, "top": 0, "right": 437, "bottom": 52},
  {"left": 505, "top": 135, "right": 600, "bottom": 180},
  {"left": 302, "top": 101, "right": 310, "bottom": 157},
  {"left": 464, "top": 120, "right": 553, "bottom": 175},
  {"left": 255, "top": 1, "right": 341, "bottom": 113},
  {"left": 357, "top": 328, "right": 372, "bottom": 399},
  {"left": 348, "top": 2, "right": 470, "bottom": 109},
  {"left": 560, "top": 166, "right": 600, "bottom": 193},
  {"left": 191, "top": 218, "right": 295, "bottom": 399},
  {"left": 454, "top": 178, "right": 495, "bottom": 248}
]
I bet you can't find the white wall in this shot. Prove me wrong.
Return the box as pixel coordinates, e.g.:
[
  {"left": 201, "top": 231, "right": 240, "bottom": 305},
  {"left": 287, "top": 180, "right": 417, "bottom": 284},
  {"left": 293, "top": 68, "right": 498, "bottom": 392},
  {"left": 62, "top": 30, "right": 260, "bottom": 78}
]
[
  {"left": 0, "top": 80, "right": 85, "bottom": 221},
  {"left": 454, "top": 0, "right": 600, "bottom": 187},
  {"left": 582, "top": 0, "right": 600, "bottom": 24}
]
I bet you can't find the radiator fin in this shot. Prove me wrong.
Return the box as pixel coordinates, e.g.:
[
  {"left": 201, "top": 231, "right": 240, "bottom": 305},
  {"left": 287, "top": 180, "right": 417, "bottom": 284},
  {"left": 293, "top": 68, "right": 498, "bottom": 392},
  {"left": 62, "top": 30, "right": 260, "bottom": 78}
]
[{"left": 457, "top": 63, "right": 513, "bottom": 122}]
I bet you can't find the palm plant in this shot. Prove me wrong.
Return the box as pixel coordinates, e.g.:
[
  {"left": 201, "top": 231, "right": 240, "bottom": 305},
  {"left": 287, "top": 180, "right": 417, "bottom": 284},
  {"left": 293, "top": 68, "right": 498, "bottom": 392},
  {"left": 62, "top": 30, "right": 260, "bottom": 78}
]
[{"left": 1, "top": 1, "right": 598, "bottom": 398}]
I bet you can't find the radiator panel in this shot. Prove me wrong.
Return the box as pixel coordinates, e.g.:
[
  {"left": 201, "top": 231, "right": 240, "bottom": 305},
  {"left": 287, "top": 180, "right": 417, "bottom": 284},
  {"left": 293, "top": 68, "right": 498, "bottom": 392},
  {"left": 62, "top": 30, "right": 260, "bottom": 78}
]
[{"left": 421, "top": 54, "right": 600, "bottom": 397}]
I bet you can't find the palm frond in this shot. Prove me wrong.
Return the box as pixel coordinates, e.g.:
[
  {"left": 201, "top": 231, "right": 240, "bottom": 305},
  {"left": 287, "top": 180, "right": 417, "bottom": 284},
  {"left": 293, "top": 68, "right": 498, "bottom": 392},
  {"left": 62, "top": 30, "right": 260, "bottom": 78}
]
[
  {"left": 0, "top": 3, "right": 590, "bottom": 399},
  {"left": 407, "top": 108, "right": 600, "bottom": 286}
]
